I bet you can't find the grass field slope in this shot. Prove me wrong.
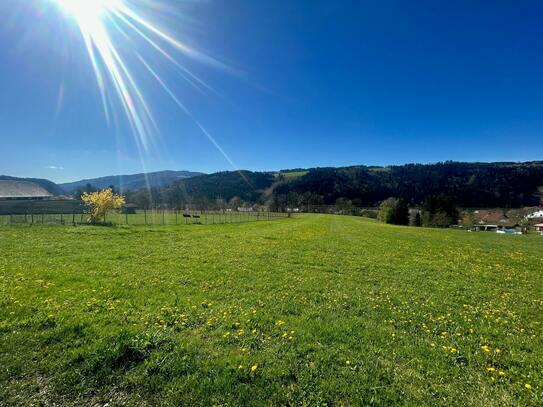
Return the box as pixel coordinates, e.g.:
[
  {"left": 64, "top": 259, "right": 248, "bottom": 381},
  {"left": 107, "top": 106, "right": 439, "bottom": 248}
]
[{"left": 0, "top": 215, "right": 541, "bottom": 405}]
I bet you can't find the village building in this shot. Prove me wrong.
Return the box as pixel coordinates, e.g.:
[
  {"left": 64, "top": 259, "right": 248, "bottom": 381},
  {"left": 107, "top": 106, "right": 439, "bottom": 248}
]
[
  {"left": 526, "top": 209, "right": 543, "bottom": 220},
  {"left": 0, "top": 180, "right": 52, "bottom": 200},
  {"left": 120, "top": 203, "right": 138, "bottom": 214},
  {"left": 469, "top": 210, "right": 524, "bottom": 234}
]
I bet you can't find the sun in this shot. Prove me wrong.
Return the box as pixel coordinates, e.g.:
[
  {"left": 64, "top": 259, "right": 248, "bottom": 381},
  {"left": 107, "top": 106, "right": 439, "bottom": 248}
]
[
  {"left": 48, "top": 0, "right": 233, "bottom": 163},
  {"left": 54, "top": 0, "right": 115, "bottom": 24}
]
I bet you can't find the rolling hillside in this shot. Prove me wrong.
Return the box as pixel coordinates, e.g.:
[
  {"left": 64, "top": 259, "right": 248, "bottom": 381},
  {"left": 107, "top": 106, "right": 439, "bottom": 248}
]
[
  {"left": 130, "top": 161, "right": 543, "bottom": 209},
  {"left": 60, "top": 170, "right": 204, "bottom": 194},
  {"left": 0, "top": 175, "right": 65, "bottom": 196}
]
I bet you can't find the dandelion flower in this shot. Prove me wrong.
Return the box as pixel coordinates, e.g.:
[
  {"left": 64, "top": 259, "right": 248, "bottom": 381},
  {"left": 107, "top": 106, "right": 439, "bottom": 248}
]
[
  {"left": 251, "top": 364, "right": 258, "bottom": 372},
  {"left": 525, "top": 383, "right": 532, "bottom": 390}
]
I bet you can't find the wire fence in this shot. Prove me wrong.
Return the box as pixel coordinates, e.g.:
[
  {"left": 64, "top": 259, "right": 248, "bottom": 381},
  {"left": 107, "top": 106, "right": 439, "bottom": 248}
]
[{"left": 0, "top": 210, "right": 289, "bottom": 226}]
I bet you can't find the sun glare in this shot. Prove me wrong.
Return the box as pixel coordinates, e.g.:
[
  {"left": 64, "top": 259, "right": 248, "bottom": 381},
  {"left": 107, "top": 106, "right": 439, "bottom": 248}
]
[
  {"left": 55, "top": 0, "right": 112, "bottom": 23},
  {"left": 47, "top": 0, "right": 238, "bottom": 170}
]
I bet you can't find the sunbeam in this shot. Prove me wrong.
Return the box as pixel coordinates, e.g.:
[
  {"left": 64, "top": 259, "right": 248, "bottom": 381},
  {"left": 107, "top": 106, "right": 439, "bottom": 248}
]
[{"left": 49, "top": 0, "right": 229, "bottom": 156}]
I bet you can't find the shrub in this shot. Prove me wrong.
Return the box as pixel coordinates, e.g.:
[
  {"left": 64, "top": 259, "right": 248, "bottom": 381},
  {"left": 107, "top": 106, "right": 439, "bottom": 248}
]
[{"left": 81, "top": 188, "right": 125, "bottom": 224}]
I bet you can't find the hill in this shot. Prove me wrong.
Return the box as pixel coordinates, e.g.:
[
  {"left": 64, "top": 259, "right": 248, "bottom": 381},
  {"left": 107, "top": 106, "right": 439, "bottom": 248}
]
[
  {"left": 60, "top": 170, "right": 204, "bottom": 194},
  {"left": 1, "top": 215, "right": 541, "bottom": 405},
  {"left": 175, "top": 171, "right": 274, "bottom": 202},
  {"left": 0, "top": 175, "right": 65, "bottom": 196},
  {"left": 126, "top": 162, "right": 543, "bottom": 209},
  {"left": 273, "top": 161, "right": 543, "bottom": 208}
]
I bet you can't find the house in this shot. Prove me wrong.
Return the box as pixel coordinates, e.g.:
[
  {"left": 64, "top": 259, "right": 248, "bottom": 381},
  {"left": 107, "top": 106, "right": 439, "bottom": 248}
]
[
  {"left": 237, "top": 207, "right": 255, "bottom": 212},
  {"left": 534, "top": 223, "right": 543, "bottom": 232},
  {"left": 120, "top": 203, "right": 138, "bottom": 214},
  {"left": 526, "top": 209, "right": 543, "bottom": 220},
  {"left": 472, "top": 210, "right": 506, "bottom": 224},
  {"left": 0, "top": 180, "right": 52, "bottom": 200},
  {"left": 469, "top": 222, "right": 523, "bottom": 234},
  {"left": 470, "top": 224, "right": 499, "bottom": 232},
  {"left": 496, "top": 222, "right": 523, "bottom": 235}
]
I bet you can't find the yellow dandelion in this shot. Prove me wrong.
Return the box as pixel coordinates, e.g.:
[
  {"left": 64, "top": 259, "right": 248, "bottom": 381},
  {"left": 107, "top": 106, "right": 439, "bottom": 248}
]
[
  {"left": 498, "top": 371, "right": 506, "bottom": 376},
  {"left": 238, "top": 365, "right": 243, "bottom": 369},
  {"left": 251, "top": 364, "right": 258, "bottom": 372},
  {"left": 346, "top": 360, "right": 351, "bottom": 365},
  {"left": 486, "top": 367, "right": 496, "bottom": 372},
  {"left": 524, "top": 383, "right": 532, "bottom": 390}
]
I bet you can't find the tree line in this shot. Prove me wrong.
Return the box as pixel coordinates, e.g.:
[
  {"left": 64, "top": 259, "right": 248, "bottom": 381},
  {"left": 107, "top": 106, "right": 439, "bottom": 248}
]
[{"left": 72, "top": 162, "right": 543, "bottom": 217}]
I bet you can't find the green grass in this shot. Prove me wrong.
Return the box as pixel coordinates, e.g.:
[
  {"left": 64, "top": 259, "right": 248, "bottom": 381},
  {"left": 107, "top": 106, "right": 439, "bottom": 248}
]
[
  {"left": 0, "top": 210, "right": 287, "bottom": 226},
  {"left": 276, "top": 170, "right": 309, "bottom": 179},
  {"left": 1, "top": 215, "right": 541, "bottom": 406}
]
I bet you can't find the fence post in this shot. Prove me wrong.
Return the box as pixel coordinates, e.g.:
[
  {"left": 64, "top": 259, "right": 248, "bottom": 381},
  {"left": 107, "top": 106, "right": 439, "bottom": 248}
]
[
  {"left": 175, "top": 210, "right": 178, "bottom": 225},
  {"left": 144, "top": 209, "right": 147, "bottom": 225},
  {"left": 31, "top": 213, "right": 34, "bottom": 225},
  {"left": 61, "top": 213, "right": 64, "bottom": 225},
  {"left": 126, "top": 212, "right": 128, "bottom": 225},
  {"left": 163, "top": 210, "right": 165, "bottom": 225}
]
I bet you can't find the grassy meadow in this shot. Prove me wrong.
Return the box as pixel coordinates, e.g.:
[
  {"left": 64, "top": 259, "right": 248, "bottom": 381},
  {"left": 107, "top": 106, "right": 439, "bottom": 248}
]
[{"left": 0, "top": 215, "right": 541, "bottom": 405}]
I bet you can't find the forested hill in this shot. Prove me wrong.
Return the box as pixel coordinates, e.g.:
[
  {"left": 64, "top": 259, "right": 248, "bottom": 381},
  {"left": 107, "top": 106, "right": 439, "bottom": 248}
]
[
  {"left": 126, "top": 162, "right": 543, "bottom": 209},
  {"left": 273, "top": 162, "right": 543, "bottom": 208}
]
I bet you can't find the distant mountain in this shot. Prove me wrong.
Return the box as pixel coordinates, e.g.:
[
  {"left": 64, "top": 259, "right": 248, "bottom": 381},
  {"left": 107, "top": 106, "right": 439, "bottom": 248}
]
[
  {"left": 0, "top": 175, "right": 65, "bottom": 196},
  {"left": 60, "top": 170, "right": 204, "bottom": 194}
]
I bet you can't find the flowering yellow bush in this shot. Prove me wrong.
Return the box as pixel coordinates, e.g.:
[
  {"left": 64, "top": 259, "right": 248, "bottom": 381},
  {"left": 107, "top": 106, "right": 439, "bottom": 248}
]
[{"left": 81, "top": 188, "right": 125, "bottom": 224}]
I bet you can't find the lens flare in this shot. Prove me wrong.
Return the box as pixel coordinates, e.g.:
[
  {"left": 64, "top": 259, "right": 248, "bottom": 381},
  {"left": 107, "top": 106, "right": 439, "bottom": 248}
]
[
  {"left": 55, "top": 0, "right": 111, "bottom": 21},
  {"left": 50, "top": 0, "right": 230, "bottom": 156}
]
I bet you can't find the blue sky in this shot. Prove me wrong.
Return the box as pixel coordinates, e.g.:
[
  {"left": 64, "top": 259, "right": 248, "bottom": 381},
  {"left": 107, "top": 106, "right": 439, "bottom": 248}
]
[{"left": 1, "top": 0, "right": 542, "bottom": 183}]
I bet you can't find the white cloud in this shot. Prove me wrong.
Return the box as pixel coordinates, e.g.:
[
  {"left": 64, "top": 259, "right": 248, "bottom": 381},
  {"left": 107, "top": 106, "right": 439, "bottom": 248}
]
[{"left": 47, "top": 166, "right": 65, "bottom": 170}]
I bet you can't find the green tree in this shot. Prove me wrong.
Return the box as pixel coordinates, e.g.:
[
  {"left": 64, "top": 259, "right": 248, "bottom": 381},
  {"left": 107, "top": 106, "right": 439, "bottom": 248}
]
[
  {"left": 378, "top": 198, "right": 409, "bottom": 225},
  {"left": 410, "top": 211, "right": 422, "bottom": 227},
  {"left": 421, "top": 195, "right": 458, "bottom": 228}
]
